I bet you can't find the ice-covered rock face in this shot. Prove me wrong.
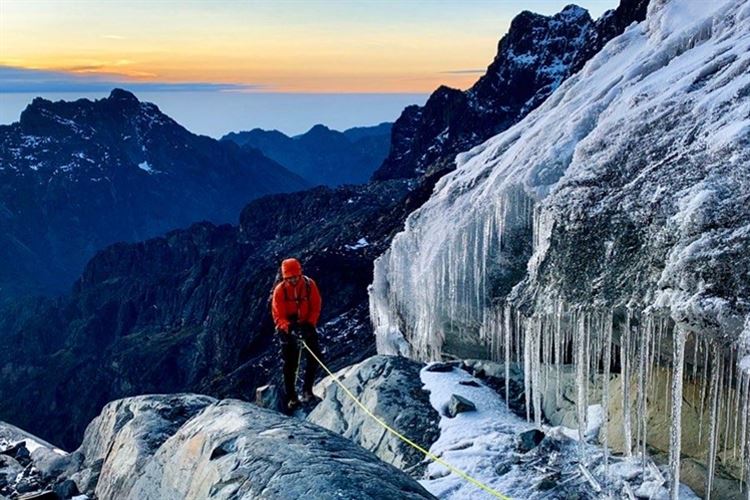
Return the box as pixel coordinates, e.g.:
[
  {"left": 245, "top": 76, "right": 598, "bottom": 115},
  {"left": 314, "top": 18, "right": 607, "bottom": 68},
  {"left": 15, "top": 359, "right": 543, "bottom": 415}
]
[
  {"left": 371, "top": 0, "right": 750, "bottom": 494},
  {"left": 371, "top": 0, "right": 750, "bottom": 361}
]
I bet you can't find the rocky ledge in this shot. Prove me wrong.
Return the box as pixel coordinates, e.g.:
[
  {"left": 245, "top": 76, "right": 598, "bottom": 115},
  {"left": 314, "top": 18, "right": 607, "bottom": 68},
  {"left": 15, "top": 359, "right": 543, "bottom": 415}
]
[
  {"left": 5, "top": 394, "right": 435, "bottom": 500},
  {"left": 308, "top": 355, "right": 440, "bottom": 476}
]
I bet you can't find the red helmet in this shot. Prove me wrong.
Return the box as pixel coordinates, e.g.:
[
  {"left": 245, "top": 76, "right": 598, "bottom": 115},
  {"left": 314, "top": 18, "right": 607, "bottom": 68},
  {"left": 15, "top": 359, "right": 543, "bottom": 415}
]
[{"left": 281, "top": 258, "right": 302, "bottom": 278}]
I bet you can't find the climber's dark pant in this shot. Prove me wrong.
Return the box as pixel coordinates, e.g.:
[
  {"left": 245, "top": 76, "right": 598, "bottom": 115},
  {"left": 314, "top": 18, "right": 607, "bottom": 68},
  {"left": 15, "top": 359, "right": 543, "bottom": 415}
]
[{"left": 279, "top": 324, "right": 322, "bottom": 400}]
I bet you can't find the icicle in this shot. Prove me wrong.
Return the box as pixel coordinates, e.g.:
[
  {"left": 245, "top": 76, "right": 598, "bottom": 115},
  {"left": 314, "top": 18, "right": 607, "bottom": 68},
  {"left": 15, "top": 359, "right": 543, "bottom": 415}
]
[
  {"left": 504, "top": 304, "right": 511, "bottom": 406},
  {"left": 692, "top": 336, "right": 700, "bottom": 382},
  {"left": 723, "top": 349, "right": 735, "bottom": 456},
  {"left": 532, "top": 320, "right": 542, "bottom": 428},
  {"left": 576, "top": 311, "right": 587, "bottom": 443},
  {"left": 601, "top": 312, "right": 613, "bottom": 471},
  {"left": 524, "top": 319, "right": 532, "bottom": 422},
  {"left": 636, "top": 314, "right": 647, "bottom": 464},
  {"left": 706, "top": 348, "right": 722, "bottom": 500},
  {"left": 664, "top": 321, "right": 672, "bottom": 424},
  {"left": 669, "top": 326, "right": 687, "bottom": 500},
  {"left": 622, "top": 310, "right": 633, "bottom": 457},
  {"left": 555, "top": 301, "right": 563, "bottom": 407},
  {"left": 699, "top": 340, "right": 710, "bottom": 443}
]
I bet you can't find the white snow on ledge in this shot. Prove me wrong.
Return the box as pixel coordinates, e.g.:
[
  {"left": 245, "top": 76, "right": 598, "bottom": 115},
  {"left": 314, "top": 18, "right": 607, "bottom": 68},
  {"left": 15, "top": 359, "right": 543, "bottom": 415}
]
[
  {"left": 138, "top": 160, "right": 154, "bottom": 173},
  {"left": 419, "top": 364, "right": 698, "bottom": 500}
]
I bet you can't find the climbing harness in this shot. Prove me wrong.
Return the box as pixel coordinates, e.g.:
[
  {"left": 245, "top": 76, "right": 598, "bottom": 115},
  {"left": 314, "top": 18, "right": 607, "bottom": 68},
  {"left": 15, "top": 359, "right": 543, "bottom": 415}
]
[{"left": 300, "top": 340, "right": 511, "bottom": 500}]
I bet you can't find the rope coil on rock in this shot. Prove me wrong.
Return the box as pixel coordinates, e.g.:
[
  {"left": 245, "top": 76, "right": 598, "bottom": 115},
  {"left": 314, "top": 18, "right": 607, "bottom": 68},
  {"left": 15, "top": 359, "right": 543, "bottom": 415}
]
[{"left": 300, "top": 340, "right": 511, "bottom": 500}]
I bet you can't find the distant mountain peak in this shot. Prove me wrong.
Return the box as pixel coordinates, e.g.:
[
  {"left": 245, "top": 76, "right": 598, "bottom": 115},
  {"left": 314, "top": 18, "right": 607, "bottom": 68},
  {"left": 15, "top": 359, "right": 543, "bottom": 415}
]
[
  {"left": 308, "top": 123, "right": 331, "bottom": 133},
  {"left": 559, "top": 4, "right": 589, "bottom": 18},
  {"left": 372, "top": 0, "right": 648, "bottom": 181},
  {"left": 108, "top": 88, "right": 139, "bottom": 102}
]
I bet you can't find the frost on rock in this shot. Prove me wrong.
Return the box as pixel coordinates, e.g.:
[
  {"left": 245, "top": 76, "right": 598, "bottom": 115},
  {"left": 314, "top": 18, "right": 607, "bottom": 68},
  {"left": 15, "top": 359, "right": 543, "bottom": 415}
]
[{"left": 370, "top": 0, "right": 750, "bottom": 495}]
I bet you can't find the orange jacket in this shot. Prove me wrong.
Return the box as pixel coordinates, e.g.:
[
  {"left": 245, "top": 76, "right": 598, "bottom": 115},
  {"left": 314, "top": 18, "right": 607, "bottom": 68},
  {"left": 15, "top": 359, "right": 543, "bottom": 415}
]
[{"left": 271, "top": 275, "right": 322, "bottom": 332}]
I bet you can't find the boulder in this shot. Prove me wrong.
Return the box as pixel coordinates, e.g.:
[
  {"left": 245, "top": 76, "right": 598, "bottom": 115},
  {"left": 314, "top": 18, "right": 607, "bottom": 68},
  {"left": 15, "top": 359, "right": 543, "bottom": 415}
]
[
  {"left": 307, "top": 355, "right": 440, "bottom": 475},
  {"left": 0, "top": 455, "right": 23, "bottom": 476},
  {"left": 0, "top": 422, "right": 66, "bottom": 498},
  {"left": 424, "top": 362, "right": 455, "bottom": 373},
  {"left": 127, "top": 399, "right": 436, "bottom": 499},
  {"left": 517, "top": 429, "right": 545, "bottom": 453},
  {"left": 71, "top": 394, "right": 216, "bottom": 498},
  {"left": 53, "top": 479, "right": 80, "bottom": 499},
  {"left": 1, "top": 442, "right": 30, "bottom": 466},
  {"left": 31, "top": 448, "right": 78, "bottom": 481},
  {"left": 52, "top": 393, "right": 435, "bottom": 499},
  {"left": 0, "top": 455, "right": 23, "bottom": 494},
  {"left": 446, "top": 395, "right": 476, "bottom": 418}
]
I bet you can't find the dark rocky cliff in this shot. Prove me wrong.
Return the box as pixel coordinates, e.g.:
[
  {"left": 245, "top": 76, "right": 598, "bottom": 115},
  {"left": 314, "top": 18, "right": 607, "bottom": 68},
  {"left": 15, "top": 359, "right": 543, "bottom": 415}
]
[{"left": 0, "top": 89, "right": 308, "bottom": 299}]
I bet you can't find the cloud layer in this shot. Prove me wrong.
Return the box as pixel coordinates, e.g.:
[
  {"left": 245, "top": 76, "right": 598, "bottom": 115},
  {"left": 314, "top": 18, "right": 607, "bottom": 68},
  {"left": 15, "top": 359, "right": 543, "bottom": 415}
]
[{"left": 0, "top": 66, "right": 266, "bottom": 93}]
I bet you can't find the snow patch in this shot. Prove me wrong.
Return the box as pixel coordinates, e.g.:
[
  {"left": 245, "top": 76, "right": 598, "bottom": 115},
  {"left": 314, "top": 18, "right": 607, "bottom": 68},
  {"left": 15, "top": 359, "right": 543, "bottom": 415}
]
[
  {"left": 344, "top": 237, "right": 369, "bottom": 250},
  {"left": 137, "top": 161, "right": 154, "bottom": 173},
  {"left": 418, "top": 365, "right": 698, "bottom": 499}
]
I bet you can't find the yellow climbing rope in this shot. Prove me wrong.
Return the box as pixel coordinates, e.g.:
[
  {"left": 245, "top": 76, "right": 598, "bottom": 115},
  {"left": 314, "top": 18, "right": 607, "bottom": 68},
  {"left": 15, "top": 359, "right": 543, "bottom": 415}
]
[{"left": 300, "top": 340, "right": 511, "bottom": 500}]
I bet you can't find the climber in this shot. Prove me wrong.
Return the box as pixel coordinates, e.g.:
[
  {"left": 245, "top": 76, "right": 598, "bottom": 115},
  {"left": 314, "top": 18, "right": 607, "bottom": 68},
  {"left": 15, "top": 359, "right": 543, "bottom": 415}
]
[{"left": 271, "top": 257, "right": 323, "bottom": 411}]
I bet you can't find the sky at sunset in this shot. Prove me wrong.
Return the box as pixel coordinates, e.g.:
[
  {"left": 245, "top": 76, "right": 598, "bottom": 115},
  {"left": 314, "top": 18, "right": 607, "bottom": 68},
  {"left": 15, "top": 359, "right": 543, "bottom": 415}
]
[{"left": 1, "top": 0, "right": 617, "bottom": 135}]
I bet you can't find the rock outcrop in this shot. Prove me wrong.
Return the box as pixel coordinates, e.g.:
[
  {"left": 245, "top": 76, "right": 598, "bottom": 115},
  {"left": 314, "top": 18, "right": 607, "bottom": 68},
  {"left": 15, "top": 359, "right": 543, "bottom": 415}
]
[
  {"left": 0, "top": 89, "right": 308, "bottom": 298},
  {"left": 372, "top": 0, "right": 649, "bottom": 181},
  {"left": 0, "top": 422, "right": 67, "bottom": 498},
  {"left": 308, "top": 355, "right": 439, "bottom": 475},
  {"left": 69, "top": 394, "right": 215, "bottom": 499},
  {"left": 60, "top": 394, "right": 435, "bottom": 500}
]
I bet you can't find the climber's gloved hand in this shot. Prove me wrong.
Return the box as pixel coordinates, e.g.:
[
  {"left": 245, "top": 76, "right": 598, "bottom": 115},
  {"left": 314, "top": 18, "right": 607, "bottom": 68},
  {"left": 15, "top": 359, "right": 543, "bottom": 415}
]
[
  {"left": 288, "top": 321, "right": 302, "bottom": 339},
  {"left": 298, "top": 322, "right": 316, "bottom": 341}
]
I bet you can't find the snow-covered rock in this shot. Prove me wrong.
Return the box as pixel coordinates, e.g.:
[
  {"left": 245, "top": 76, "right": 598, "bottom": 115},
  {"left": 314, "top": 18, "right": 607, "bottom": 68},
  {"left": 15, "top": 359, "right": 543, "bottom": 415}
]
[
  {"left": 308, "top": 355, "right": 440, "bottom": 475},
  {"left": 418, "top": 362, "right": 700, "bottom": 499},
  {"left": 0, "top": 422, "right": 67, "bottom": 498}
]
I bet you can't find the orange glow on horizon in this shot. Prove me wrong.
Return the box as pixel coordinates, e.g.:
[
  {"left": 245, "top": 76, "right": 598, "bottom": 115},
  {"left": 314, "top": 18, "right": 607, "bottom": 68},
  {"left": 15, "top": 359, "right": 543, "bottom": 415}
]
[
  {"left": 1, "top": 0, "right": 611, "bottom": 94},
  {"left": 3, "top": 59, "right": 483, "bottom": 93}
]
